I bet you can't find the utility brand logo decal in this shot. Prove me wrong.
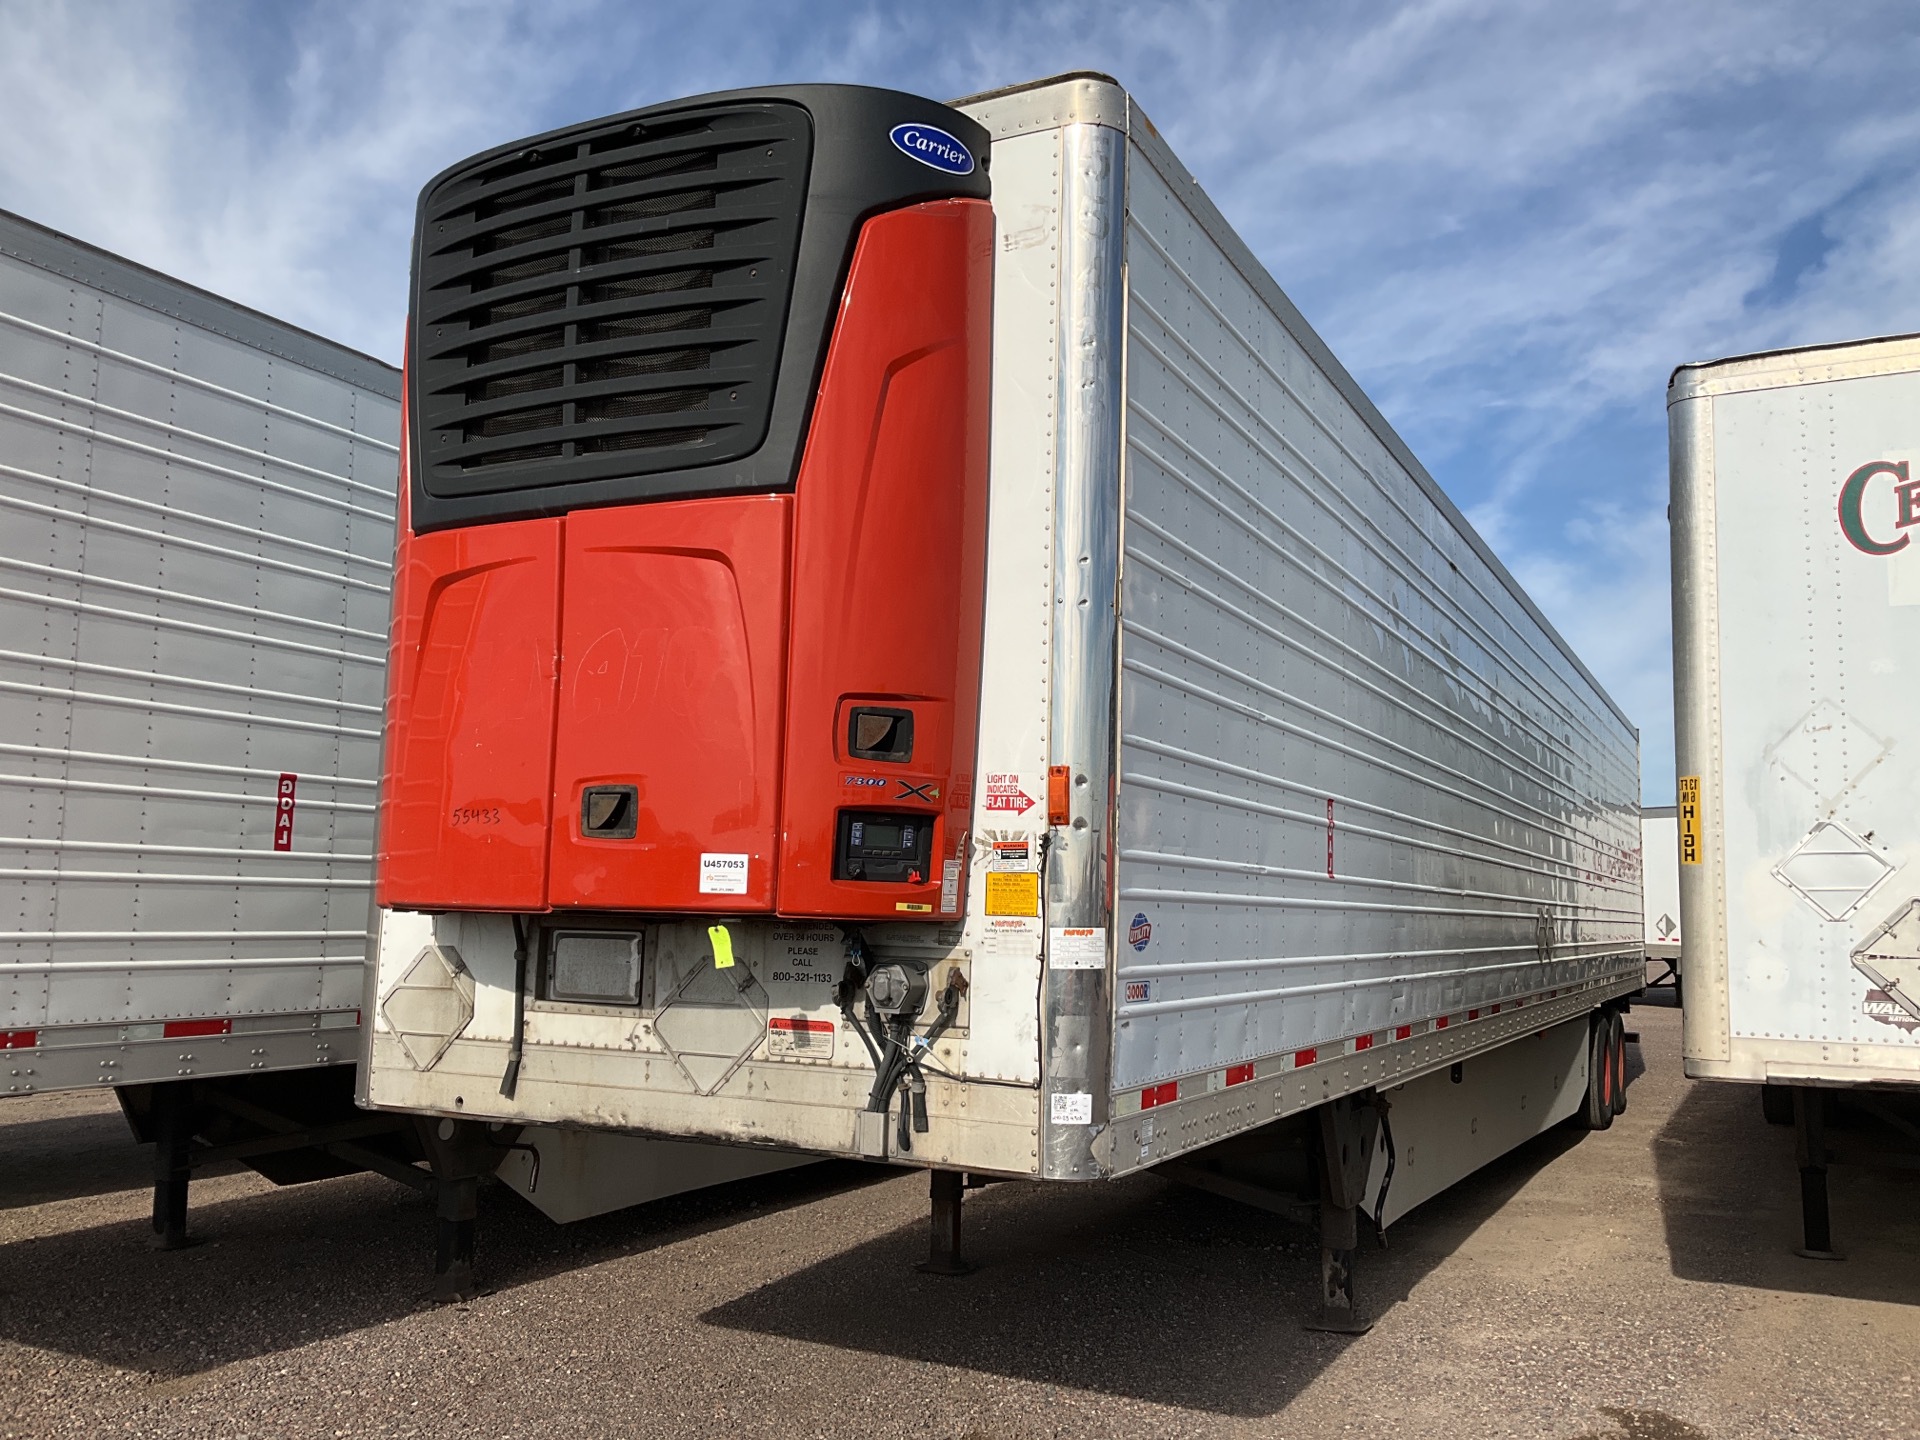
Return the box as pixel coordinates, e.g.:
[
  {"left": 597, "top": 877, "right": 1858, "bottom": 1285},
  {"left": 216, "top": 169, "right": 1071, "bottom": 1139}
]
[
  {"left": 1863, "top": 989, "right": 1920, "bottom": 1033},
  {"left": 889, "top": 123, "right": 974, "bottom": 175},
  {"left": 1128, "top": 913, "right": 1152, "bottom": 951},
  {"left": 1839, "top": 459, "right": 1920, "bottom": 555}
]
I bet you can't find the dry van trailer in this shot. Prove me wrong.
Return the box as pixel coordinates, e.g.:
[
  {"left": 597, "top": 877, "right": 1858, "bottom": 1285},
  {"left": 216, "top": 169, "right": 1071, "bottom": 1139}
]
[
  {"left": 365, "top": 73, "right": 1645, "bottom": 1323},
  {"left": 0, "top": 208, "right": 419, "bottom": 1243},
  {"left": 1671, "top": 333, "right": 1920, "bottom": 1254},
  {"left": 1642, "top": 805, "right": 1682, "bottom": 996},
  {"left": 0, "top": 211, "right": 803, "bottom": 1266}
]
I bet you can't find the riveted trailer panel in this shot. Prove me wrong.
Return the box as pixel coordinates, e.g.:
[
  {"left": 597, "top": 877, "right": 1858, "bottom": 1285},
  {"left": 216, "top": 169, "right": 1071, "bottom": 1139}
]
[{"left": 0, "top": 208, "right": 399, "bottom": 1094}]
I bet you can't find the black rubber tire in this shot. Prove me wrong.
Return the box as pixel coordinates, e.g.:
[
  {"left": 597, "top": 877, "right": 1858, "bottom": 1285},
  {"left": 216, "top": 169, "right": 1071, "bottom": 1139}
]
[
  {"left": 1761, "top": 1083, "right": 1795, "bottom": 1126},
  {"left": 1582, "top": 1014, "right": 1615, "bottom": 1131},
  {"left": 1610, "top": 1009, "right": 1628, "bottom": 1117}
]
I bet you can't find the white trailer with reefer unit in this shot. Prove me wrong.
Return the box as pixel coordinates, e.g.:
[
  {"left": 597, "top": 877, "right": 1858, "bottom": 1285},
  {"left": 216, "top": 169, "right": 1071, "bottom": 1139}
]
[
  {"left": 363, "top": 73, "right": 1645, "bottom": 1323},
  {"left": 1670, "top": 332, "right": 1920, "bottom": 1254},
  {"left": 0, "top": 209, "right": 801, "bottom": 1261}
]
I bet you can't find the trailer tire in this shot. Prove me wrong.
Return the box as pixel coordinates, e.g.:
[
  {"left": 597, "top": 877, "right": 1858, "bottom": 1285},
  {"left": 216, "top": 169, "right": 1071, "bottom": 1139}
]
[
  {"left": 1761, "top": 1083, "right": 1795, "bottom": 1126},
  {"left": 1609, "top": 1009, "right": 1628, "bottom": 1117},
  {"left": 1581, "top": 1015, "right": 1615, "bottom": 1131}
]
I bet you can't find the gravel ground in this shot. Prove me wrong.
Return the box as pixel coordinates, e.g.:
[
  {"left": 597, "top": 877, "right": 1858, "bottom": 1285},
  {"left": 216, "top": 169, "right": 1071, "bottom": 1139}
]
[{"left": 2, "top": 996, "right": 1917, "bottom": 1439}]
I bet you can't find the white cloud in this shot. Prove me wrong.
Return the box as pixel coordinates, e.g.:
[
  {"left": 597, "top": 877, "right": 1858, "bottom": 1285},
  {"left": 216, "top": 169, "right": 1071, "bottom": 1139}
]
[{"left": 5, "top": 0, "right": 1918, "bottom": 800}]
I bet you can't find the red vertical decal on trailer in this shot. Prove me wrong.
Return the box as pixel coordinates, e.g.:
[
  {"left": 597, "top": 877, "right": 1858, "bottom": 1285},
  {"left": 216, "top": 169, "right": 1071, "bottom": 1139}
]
[{"left": 274, "top": 773, "right": 297, "bottom": 851}]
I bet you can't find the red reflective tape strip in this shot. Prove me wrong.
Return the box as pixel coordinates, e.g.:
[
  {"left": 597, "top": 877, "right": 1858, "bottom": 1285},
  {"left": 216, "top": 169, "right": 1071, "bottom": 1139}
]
[
  {"left": 1490, "top": 1003, "right": 1502, "bottom": 1014},
  {"left": 1225, "top": 1063, "right": 1255, "bottom": 1086},
  {"left": 1353, "top": 1034, "right": 1373, "bottom": 1052},
  {"left": 1140, "top": 1081, "right": 1179, "bottom": 1109},
  {"left": 162, "top": 1019, "right": 231, "bottom": 1038},
  {"left": 769, "top": 1016, "right": 834, "bottom": 1035},
  {"left": 1435, "top": 1015, "right": 1450, "bottom": 1030},
  {"left": 0, "top": 1029, "right": 36, "bottom": 1050},
  {"left": 1294, "top": 1047, "right": 1318, "bottom": 1068},
  {"left": 1394, "top": 1024, "right": 1413, "bottom": 1041},
  {"left": 1468, "top": 1009, "right": 1480, "bottom": 1021}
]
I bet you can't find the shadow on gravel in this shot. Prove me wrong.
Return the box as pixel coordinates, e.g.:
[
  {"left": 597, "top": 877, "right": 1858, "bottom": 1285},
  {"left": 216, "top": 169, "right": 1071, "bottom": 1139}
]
[
  {"left": 703, "top": 1120, "right": 1591, "bottom": 1418},
  {"left": 0, "top": 1158, "right": 886, "bottom": 1378},
  {"left": 0, "top": 1105, "right": 156, "bottom": 1210},
  {"left": 1653, "top": 1071, "right": 1920, "bottom": 1304}
]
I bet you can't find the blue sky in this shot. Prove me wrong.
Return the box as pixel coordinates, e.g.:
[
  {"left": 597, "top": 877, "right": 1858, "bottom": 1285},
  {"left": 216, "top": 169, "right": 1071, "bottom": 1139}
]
[{"left": 5, "top": 0, "right": 1919, "bottom": 803}]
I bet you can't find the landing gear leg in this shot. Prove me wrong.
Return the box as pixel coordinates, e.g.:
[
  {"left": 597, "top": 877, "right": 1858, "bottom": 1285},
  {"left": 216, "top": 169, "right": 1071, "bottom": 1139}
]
[
  {"left": 1305, "top": 1094, "right": 1378, "bottom": 1333},
  {"left": 917, "top": 1168, "right": 972, "bottom": 1275},
  {"left": 1792, "top": 1086, "right": 1841, "bottom": 1261},
  {"left": 419, "top": 1117, "right": 507, "bottom": 1301},
  {"left": 434, "top": 1174, "right": 479, "bottom": 1301},
  {"left": 150, "top": 1081, "right": 194, "bottom": 1251}
]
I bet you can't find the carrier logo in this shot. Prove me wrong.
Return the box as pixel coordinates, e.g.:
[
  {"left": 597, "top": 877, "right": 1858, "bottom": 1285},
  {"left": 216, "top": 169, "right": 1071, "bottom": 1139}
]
[
  {"left": 1838, "top": 459, "right": 1920, "bottom": 555},
  {"left": 889, "top": 123, "right": 974, "bottom": 175}
]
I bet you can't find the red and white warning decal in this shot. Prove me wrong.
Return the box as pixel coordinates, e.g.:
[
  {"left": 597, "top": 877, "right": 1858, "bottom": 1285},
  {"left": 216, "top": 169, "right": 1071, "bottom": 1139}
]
[
  {"left": 768, "top": 1014, "right": 836, "bottom": 1059},
  {"left": 983, "top": 772, "right": 1035, "bottom": 815},
  {"left": 273, "top": 772, "right": 297, "bottom": 851}
]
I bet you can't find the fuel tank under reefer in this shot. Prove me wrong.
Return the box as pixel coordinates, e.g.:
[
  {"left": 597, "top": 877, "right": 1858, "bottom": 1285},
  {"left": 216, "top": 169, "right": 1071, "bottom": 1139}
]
[{"left": 375, "top": 85, "right": 992, "bottom": 922}]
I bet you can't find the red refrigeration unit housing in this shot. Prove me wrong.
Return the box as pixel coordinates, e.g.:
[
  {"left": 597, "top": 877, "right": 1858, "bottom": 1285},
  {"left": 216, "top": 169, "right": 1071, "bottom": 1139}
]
[{"left": 375, "top": 86, "right": 993, "bottom": 929}]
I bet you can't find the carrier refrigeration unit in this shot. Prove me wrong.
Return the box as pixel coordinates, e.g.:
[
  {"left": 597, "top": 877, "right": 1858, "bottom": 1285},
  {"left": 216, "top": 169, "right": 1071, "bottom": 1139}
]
[
  {"left": 1670, "top": 333, "right": 1920, "bottom": 1257},
  {"left": 365, "top": 73, "right": 1645, "bottom": 1324},
  {"left": 0, "top": 210, "right": 800, "bottom": 1269}
]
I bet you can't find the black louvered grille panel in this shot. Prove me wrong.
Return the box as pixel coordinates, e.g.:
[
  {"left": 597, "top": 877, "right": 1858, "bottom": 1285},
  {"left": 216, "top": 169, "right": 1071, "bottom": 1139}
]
[{"left": 413, "top": 103, "right": 811, "bottom": 498}]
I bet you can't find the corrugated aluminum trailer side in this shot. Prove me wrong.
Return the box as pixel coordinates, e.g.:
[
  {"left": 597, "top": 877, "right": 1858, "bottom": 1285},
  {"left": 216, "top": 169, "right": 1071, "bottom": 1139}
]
[
  {"left": 1096, "top": 80, "right": 1644, "bottom": 1171},
  {"left": 0, "top": 209, "right": 398, "bottom": 1090},
  {"left": 365, "top": 74, "right": 1642, "bottom": 1319},
  {"left": 1670, "top": 334, "right": 1920, "bottom": 1253}
]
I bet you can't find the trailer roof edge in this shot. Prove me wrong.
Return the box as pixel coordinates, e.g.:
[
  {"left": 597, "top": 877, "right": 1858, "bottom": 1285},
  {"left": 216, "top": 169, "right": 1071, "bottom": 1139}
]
[
  {"left": 1668, "top": 331, "right": 1920, "bottom": 405},
  {"left": 954, "top": 74, "right": 1635, "bottom": 739},
  {"left": 0, "top": 207, "right": 400, "bottom": 399}
]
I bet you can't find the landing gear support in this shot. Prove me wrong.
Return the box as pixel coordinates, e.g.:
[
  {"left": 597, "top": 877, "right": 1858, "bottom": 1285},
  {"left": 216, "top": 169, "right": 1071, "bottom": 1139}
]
[
  {"left": 1792, "top": 1086, "right": 1842, "bottom": 1261},
  {"left": 917, "top": 1168, "right": 972, "bottom": 1275},
  {"left": 1305, "top": 1093, "right": 1379, "bottom": 1333},
  {"left": 150, "top": 1081, "right": 194, "bottom": 1250},
  {"left": 419, "top": 1117, "right": 510, "bottom": 1301}
]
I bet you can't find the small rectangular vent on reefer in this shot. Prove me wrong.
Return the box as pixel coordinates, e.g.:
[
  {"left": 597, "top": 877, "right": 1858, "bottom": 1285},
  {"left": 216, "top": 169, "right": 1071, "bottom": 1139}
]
[{"left": 413, "top": 102, "right": 812, "bottom": 499}]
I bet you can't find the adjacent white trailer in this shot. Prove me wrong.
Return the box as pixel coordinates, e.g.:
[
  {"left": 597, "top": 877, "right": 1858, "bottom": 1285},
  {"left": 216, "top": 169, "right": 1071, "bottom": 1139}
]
[
  {"left": 1642, "top": 806, "right": 1682, "bottom": 994},
  {"left": 0, "top": 208, "right": 396, "bottom": 1089},
  {"left": 0, "top": 206, "right": 412, "bottom": 1240},
  {"left": 0, "top": 210, "right": 803, "bottom": 1263},
  {"left": 1670, "top": 332, "right": 1920, "bottom": 1252},
  {"left": 365, "top": 74, "right": 1645, "bottom": 1322}
]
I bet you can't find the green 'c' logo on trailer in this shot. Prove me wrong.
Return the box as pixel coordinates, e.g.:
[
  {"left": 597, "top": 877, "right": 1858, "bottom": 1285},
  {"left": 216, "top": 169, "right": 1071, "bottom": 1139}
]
[{"left": 1837, "top": 459, "right": 1920, "bottom": 555}]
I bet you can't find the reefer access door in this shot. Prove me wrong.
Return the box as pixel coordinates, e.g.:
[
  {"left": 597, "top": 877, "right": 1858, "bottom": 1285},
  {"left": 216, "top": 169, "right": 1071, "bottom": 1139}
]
[{"left": 1671, "top": 335, "right": 1920, "bottom": 1083}]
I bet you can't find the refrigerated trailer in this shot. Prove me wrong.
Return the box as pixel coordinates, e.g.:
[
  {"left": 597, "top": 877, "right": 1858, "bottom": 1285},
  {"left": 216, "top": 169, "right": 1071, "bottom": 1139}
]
[
  {"left": 0, "top": 209, "right": 803, "bottom": 1259},
  {"left": 364, "top": 73, "right": 1645, "bottom": 1323},
  {"left": 1670, "top": 332, "right": 1920, "bottom": 1254}
]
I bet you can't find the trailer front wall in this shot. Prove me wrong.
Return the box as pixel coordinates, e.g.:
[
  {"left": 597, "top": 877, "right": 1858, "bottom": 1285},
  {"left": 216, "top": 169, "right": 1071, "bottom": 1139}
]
[
  {"left": 0, "top": 215, "right": 398, "bottom": 1092},
  {"left": 1111, "top": 133, "right": 1644, "bottom": 1105},
  {"left": 1671, "top": 340, "right": 1920, "bottom": 1082}
]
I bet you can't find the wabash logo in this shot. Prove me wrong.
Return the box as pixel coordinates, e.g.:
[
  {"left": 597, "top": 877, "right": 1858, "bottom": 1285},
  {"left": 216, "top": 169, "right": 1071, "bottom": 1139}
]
[{"left": 1838, "top": 459, "right": 1920, "bottom": 555}]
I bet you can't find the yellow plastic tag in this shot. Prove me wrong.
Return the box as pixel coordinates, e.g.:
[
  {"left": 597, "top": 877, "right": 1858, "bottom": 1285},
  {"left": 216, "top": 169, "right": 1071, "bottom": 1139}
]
[{"left": 708, "top": 924, "right": 735, "bottom": 969}]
